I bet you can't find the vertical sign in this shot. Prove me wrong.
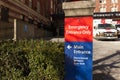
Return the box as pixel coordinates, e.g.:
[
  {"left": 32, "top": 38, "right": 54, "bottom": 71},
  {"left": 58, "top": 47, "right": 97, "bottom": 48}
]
[{"left": 65, "top": 17, "right": 93, "bottom": 80}]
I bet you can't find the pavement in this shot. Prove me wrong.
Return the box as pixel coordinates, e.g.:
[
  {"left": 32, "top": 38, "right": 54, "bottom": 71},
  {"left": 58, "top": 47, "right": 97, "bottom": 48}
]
[
  {"left": 49, "top": 37, "right": 120, "bottom": 80},
  {"left": 49, "top": 37, "right": 65, "bottom": 42},
  {"left": 93, "top": 39, "right": 120, "bottom": 80}
]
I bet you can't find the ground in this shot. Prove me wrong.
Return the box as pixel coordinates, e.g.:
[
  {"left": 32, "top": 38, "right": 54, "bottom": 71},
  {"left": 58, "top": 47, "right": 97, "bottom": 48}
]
[{"left": 93, "top": 39, "right": 120, "bottom": 80}]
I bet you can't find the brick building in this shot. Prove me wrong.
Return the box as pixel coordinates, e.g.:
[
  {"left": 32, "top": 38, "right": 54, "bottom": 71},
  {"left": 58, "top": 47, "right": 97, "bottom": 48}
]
[
  {"left": 0, "top": 0, "right": 86, "bottom": 39},
  {"left": 94, "top": 0, "right": 120, "bottom": 12},
  {"left": 0, "top": 0, "right": 60, "bottom": 25},
  {"left": 93, "top": 0, "right": 120, "bottom": 21},
  {"left": 0, "top": 0, "right": 63, "bottom": 39}
]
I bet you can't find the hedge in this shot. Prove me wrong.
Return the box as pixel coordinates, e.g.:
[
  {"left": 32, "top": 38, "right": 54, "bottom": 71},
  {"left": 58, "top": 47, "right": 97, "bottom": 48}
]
[{"left": 0, "top": 40, "right": 64, "bottom": 80}]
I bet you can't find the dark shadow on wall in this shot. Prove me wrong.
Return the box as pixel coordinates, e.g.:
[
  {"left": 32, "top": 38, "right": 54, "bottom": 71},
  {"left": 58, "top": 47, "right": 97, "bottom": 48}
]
[{"left": 93, "top": 51, "right": 120, "bottom": 80}]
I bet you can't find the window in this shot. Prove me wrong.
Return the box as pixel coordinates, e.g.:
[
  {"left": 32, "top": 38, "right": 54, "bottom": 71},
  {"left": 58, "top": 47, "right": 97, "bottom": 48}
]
[
  {"left": 100, "top": 7, "right": 106, "bottom": 12},
  {"left": 98, "top": 24, "right": 115, "bottom": 29},
  {"left": 1, "top": 6, "right": 9, "bottom": 22},
  {"left": 111, "top": 6, "right": 118, "bottom": 12},
  {"left": 111, "top": 0, "right": 118, "bottom": 3},
  {"left": 103, "top": 0, "right": 106, "bottom": 4},
  {"left": 99, "top": 0, "right": 106, "bottom": 4},
  {"left": 37, "top": 1, "right": 40, "bottom": 13},
  {"left": 29, "top": 0, "right": 32, "bottom": 8}
]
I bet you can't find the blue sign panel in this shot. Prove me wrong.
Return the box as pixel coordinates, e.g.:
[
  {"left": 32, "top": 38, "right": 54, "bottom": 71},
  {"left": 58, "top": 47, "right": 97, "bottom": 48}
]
[{"left": 65, "top": 42, "right": 93, "bottom": 80}]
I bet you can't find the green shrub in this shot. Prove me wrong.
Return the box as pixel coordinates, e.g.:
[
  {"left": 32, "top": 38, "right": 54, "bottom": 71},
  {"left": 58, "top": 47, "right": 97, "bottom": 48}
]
[{"left": 0, "top": 40, "right": 64, "bottom": 80}]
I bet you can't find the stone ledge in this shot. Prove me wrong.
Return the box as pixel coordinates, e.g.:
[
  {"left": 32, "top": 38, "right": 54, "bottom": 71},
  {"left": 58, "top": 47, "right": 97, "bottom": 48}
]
[{"left": 62, "top": 1, "right": 95, "bottom": 17}]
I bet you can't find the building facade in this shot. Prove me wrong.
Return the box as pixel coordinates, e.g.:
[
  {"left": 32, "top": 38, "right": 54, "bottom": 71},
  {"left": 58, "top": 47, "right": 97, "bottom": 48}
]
[
  {"left": 0, "top": 0, "right": 60, "bottom": 26},
  {"left": 94, "top": 0, "right": 120, "bottom": 21},
  {"left": 94, "top": 0, "right": 120, "bottom": 12},
  {"left": 0, "top": 0, "right": 62, "bottom": 39}
]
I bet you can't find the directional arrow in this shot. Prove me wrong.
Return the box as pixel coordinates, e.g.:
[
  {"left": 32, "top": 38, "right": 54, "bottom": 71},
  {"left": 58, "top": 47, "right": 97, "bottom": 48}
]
[{"left": 67, "top": 45, "right": 72, "bottom": 49}]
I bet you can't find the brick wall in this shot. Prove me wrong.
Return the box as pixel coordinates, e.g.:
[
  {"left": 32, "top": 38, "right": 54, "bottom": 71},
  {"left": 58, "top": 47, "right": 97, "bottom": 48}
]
[
  {"left": 14, "top": 19, "right": 53, "bottom": 40},
  {"left": 94, "top": 0, "right": 120, "bottom": 12},
  {"left": 14, "top": 19, "right": 35, "bottom": 40},
  {"left": 0, "top": 21, "right": 14, "bottom": 40}
]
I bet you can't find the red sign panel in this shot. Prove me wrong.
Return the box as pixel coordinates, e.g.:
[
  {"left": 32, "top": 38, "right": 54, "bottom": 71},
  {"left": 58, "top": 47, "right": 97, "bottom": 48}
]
[{"left": 65, "top": 17, "right": 93, "bottom": 42}]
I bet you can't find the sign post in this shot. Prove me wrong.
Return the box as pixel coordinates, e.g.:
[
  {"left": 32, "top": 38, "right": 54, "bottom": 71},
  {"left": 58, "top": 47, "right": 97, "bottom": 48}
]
[{"left": 63, "top": 1, "right": 95, "bottom": 80}]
